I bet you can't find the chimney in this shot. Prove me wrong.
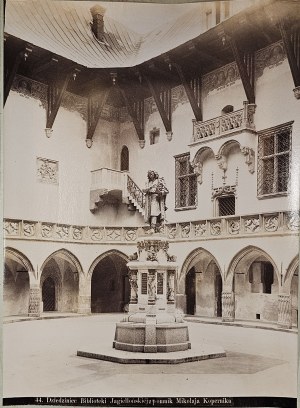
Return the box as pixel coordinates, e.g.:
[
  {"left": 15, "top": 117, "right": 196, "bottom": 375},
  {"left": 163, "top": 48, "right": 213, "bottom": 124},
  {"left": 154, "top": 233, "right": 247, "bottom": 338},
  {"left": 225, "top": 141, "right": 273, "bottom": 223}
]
[{"left": 90, "top": 5, "right": 106, "bottom": 41}]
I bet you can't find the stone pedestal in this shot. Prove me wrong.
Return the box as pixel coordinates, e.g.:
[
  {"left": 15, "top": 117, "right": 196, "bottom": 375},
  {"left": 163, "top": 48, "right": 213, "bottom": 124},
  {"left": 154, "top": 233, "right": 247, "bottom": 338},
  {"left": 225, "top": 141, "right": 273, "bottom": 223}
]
[
  {"left": 278, "top": 294, "right": 292, "bottom": 329},
  {"left": 113, "top": 234, "right": 191, "bottom": 353},
  {"left": 222, "top": 292, "right": 235, "bottom": 322}
]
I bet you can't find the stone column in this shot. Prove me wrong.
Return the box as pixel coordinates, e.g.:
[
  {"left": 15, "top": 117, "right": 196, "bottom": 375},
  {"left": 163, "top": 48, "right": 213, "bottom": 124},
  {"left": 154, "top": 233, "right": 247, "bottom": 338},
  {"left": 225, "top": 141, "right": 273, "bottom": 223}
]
[
  {"left": 167, "top": 271, "right": 175, "bottom": 303},
  {"left": 129, "top": 270, "right": 138, "bottom": 304},
  {"left": 148, "top": 270, "right": 156, "bottom": 305},
  {"left": 222, "top": 292, "right": 235, "bottom": 322},
  {"left": 277, "top": 294, "right": 292, "bottom": 329},
  {"left": 78, "top": 274, "right": 91, "bottom": 314},
  {"left": 28, "top": 285, "right": 41, "bottom": 317}
]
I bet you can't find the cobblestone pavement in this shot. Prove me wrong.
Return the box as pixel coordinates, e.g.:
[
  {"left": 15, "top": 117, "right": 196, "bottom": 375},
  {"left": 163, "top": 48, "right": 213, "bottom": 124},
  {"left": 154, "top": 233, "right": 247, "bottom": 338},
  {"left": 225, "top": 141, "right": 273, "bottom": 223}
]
[{"left": 3, "top": 314, "right": 297, "bottom": 398}]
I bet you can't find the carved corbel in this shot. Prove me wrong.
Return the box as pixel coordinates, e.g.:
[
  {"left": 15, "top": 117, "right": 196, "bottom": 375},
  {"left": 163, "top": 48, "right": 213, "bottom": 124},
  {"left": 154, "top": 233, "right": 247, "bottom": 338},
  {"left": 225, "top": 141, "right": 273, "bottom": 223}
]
[
  {"left": 241, "top": 146, "right": 255, "bottom": 173},
  {"left": 215, "top": 154, "right": 227, "bottom": 171},
  {"left": 191, "top": 158, "right": 203, "bottom": 184}
]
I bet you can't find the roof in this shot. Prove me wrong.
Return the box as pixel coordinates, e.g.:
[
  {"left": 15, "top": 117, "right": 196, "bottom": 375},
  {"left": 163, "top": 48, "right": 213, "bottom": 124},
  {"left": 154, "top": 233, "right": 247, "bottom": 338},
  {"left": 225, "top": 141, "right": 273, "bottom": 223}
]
[{"left": 4, "top": 0, "right": 212, "bottom": 68}]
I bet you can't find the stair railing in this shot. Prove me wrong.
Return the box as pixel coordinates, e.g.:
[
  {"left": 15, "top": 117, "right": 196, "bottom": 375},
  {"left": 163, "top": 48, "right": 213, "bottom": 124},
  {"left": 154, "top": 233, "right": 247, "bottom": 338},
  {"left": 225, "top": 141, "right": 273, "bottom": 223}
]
[{"left": 127, "top": 175, "right": 145, "bottom": 210}]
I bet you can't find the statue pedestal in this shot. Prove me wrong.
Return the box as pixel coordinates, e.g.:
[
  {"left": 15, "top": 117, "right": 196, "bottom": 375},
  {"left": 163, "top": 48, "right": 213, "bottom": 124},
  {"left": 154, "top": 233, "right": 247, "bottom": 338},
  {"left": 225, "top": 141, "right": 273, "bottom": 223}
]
[{"left": 113, "top": 234, "right": 191, "bottom": 353}]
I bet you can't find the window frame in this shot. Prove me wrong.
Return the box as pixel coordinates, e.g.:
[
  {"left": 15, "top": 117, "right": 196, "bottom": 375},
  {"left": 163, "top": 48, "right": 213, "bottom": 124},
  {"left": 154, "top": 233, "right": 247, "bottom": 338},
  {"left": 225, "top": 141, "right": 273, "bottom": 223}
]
[
  {"left": 257, "top": 121, "right": 293, "bottom": 199},
  {"left": 174, "top": 153, "right": 197, "bottom": 210}
]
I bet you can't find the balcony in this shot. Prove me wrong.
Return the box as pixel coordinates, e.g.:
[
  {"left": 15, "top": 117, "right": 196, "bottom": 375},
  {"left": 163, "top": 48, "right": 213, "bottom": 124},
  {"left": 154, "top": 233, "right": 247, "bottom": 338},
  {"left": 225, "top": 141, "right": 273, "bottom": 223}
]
[
  {"left": 191, "top": 101, "right": 256, "bottom": 144},
  {"left": 90, "top": 168, "right": 145, "bottom": 215}
]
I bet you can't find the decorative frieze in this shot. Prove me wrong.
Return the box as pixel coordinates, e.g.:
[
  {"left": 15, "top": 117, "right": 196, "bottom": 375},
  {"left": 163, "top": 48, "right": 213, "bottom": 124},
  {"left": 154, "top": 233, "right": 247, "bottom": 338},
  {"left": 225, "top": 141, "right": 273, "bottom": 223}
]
[
  {"left": 277, "top": 294, "right": 292, "bottom": 328},
  {"left": 4, "top": 211, "right": 297, "bottom": 244},
  {"left": 37, "top": 157, "right": 59, "bottom": 184},
  {"left": 244, "top": 217, "right": 260, "bottom": 233},
  {"left": 171, "top": 85, "right": 189, "bottom": 113},
  {"left": 202, "top": 62, "right": 240, "bottom": 97},
  {"left": 255, "top": 41, "right": 286, "bottom": 79}
]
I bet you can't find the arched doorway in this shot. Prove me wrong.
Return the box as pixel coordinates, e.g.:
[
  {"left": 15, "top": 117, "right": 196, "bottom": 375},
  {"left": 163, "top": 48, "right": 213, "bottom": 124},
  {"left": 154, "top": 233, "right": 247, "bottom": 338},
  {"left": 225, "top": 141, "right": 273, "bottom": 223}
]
[
  {"left": 4, "top": 248, "right": 33, "bottom": 317},
  {"left": 120, "top": 146, "right": 129, "bottom": 171},
  {"left": 42, "top": 277, "right": 56, "bottom": 311},
  {"left": 91, "top": 252, "right": 130, "bottom": 313},
  {"left": 40, "top": 250, "right": 81, "bottom": 313},
  {"left": 231, "top": 247, "right": 279, "bottom": 322},
  {"left": 182, "top": 248, "right": 223, "bottom": 317},
  {"left": 186, "top": 267, "right": 195, "bottom": 315}
]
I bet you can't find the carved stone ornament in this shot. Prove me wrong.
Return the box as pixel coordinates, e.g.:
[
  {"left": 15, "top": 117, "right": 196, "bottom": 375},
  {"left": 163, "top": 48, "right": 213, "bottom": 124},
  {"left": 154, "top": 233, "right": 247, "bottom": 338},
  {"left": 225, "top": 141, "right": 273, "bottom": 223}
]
[
  {"left": 167, "top": 271, "right": 175, "bottom": 302},
  {"left": 181, "top": 223, "right": 190, "bottom": 238},
  {"left": 191, "top": 159, "right": 203, "bottom": 184},
  {"left": 37, "top": 157, "right": 58, "bottom": 184},
  {"left": 167, "top": 225, "right": 177, "bottom": 239},
  {"left": 23, "top": 222, "right": 36, "bottom": 237},
  {"left": 139, "top": 139, "right": 145, "bottom": 149},
  {"left": 90, "top": 228, "right": 103, "bottom": 241},
  {"left": 28, "top": 287, "right": 41, "bottom": 317},
  {"left": 255, "top": 41, "right": 286, "bottom": 79},
  {"left": 286, "top": 212, "right": 300, "bottom": 231},
  {"left": 125, "top": 229, "right": 137, "bottom": 241},
  {"left": 293, "top": 86, "right": 300, "bottom": 100},
  {"left": 244, "top": 217, "right": 260, "bottom": 233},
  {"left": 241, "top": 146, "right": 255, "bottom": 173},
  {"left": 277, "top": 294, "right": 292, "bottom": 328},
  {"left": 128, "top": 270, "right": 138, "bottom": 303},
  {"left": 215, "top": 154, "right": 227, "bottom": 171},
  {"left": 220, "top": 111, "right": 243, "bottom": 133},
  {"left": 228, "top": 220, "right": 240, "bottom": 235},
  {"left": 106, "top": 228, "right": 121, "bottom": 240},
  {"left": 221, "top": 292, "right": 235, "bottom": 321},
  {"left": 72, "top": 227, "right": 83, "bottom": 240},
  {"left": 210, "top": 221, "right": 221, "bottom": 236},
  {"left": 4, "top": 221, "right": 19, "bottom": 235},
  {"left": 56, "top": 225, "right": 69, "bottom": 238},
  {"left": 194, "top": 222, "right": 206, "bottom": 236},
  {"left": 86, "top": 139, "right": 93, "bottom": 148},
  {"left": 148, "top": 271, "right": 156, "bottom": 300},
  {"left": 166, "top": 131, "right": 173, "bottom": 141},
  {"left": 128, "top": 252, "right": 138, "bottom": 261},
  {"left": 41, "top": 223, "right": 53, "bottom": 238},
  {"left": 264, "top": 216, "right": 279, "bottom": 232},
  {"left": 212, "top": 185, "right": 236, "bottom": 199}
]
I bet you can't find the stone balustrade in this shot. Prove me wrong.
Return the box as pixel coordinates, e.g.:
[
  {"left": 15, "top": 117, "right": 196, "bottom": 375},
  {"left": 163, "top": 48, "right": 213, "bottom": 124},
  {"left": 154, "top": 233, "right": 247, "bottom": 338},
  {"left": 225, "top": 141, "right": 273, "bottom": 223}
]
[
  {"left": 192, "top": 101, "right": 256, "bottom": 143},
  {"left": 4, "top": 211, "right": 299, "bottom": 244}
]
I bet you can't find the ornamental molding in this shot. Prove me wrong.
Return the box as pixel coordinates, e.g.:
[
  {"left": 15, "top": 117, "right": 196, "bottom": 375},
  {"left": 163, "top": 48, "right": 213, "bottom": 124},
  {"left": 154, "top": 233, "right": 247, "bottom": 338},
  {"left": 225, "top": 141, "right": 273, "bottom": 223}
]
[
  {"left": 202, "top": 62, "right": 240, "bottom": 97},
  {"left": 212, "top": 185, "right": 236, "bottom": 199},
  {"left": 255, "top": 41, "right": 286, "bottom": 79},
  {"left": 36, "top": 157, "right": 58, "bottom": 184}
]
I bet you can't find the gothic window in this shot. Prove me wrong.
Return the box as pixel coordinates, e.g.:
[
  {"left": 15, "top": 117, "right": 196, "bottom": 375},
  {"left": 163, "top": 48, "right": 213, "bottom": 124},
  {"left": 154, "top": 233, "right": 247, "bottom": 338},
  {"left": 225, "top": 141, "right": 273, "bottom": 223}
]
[
  {"left": 175, "top": 153, "right": 197, "bottom": 209},
  {"left": 121, "top": 146, "right": 129, "bottom": 171},
  {"left": 218, "top": 195, "right": 235, "bottom": 216},
  {"left": 257, "top": 122, "right": 292, "bottom": 197},
  {"left": 150, "top": 128, "right": 160, "bottom": 145}
]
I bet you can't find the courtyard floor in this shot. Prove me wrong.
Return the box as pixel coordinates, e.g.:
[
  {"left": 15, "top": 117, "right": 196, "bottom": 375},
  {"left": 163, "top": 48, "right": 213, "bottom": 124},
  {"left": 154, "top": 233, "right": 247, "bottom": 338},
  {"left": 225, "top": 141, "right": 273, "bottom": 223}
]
[{"left": 2, "top": 314, "right": 298, "bottom": 398}]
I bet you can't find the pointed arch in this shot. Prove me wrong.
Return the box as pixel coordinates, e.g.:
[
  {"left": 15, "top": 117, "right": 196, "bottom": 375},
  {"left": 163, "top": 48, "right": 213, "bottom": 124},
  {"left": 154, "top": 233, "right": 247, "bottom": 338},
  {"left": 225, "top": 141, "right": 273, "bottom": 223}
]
[
  {"left": 285, "top": 255, "right": 299, "bottom": 287},
  {"left": 5, "top": 247, "right": 34, "bottom": 273},
  {"left": 88, "top": 249, "right": 129, "bottom": 277},
  {"left": 226, "top": 245, "right": 280, "bottom": 288},
  {"left": 217, "top": 139, "right": 241, "bottom": 157},
  {"left": 40, "top": 248, "right": 83, "bottom": 276}
]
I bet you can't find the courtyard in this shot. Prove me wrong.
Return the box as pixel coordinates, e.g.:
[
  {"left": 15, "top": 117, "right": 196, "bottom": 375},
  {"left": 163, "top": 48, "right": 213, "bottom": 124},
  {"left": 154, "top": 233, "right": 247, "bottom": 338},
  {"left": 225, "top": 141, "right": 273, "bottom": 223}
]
[{"left": 3, "top": 314, "right": 297, "bottom": 398}]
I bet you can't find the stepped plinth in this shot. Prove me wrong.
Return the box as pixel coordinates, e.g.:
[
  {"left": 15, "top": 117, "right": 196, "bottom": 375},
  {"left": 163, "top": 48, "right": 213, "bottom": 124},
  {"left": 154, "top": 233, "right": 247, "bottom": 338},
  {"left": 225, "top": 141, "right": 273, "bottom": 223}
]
[{"left": 113, "top": 234, "right": 191, "bottom": 353}]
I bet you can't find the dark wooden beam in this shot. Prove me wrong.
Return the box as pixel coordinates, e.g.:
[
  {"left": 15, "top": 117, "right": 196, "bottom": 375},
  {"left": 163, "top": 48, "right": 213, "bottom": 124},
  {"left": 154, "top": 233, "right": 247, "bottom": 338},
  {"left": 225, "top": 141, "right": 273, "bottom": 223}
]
[
  {"left": 4, "top": 46, "right": 31, "bottom": 105},
  {"left": 87, "top": 88, "right": 111, "bottom": 141},
  {"left": 277, "top": 18, "right": 300, "bottom": 88},
  {"left": 31, "top": 55, "right": 58, "bottom": 76},
  {"left": 228, "top": 35, "right": 255, "bottom": 103},
  {"left": 172, "top": 62, "right": 202, "bottom": 122},
  {"left": 46, "top": 68, "right": 79, "bottom": 129},
  {"left": 117, "top": 85, "right": 145, "bottom": 141},
  {"left": 142, "top": 73, "right": 172, "bottom": 133}
]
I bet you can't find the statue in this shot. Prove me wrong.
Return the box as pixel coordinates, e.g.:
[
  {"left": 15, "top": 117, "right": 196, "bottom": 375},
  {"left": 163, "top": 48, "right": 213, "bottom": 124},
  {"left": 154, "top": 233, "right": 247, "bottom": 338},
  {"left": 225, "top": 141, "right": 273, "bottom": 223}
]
[{"left": 143, "top": 170, "right": 168, "bottom": 233}]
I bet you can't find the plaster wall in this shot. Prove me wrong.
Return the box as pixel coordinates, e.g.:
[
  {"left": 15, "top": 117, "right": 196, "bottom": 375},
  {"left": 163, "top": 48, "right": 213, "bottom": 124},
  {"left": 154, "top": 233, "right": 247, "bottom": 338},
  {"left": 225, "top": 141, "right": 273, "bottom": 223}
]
[{"left": 3, "top": 269, "right": 30, "bottom": 316}]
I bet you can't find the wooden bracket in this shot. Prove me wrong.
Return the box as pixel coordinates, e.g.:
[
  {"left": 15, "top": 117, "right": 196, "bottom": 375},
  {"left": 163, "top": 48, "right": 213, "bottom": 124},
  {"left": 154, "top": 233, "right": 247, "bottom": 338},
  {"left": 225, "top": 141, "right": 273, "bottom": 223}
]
[
  {"left": 118, "top": 85, "right": 145, "bottom": 141},
  {"left": 172, "top": 62, "right": 202, "bottom": 122},
  {"left": 4, "top": 46, "right": 32, "bottom": 105},
  {"left": 228, "top": 35, "right": 255, "bottom": 104},
  {"left": 143, "top": 73, "right": 172, "bottom": 133},
  {"left": 86, "top": 88, "right": 111, "bottom": 141},
  {"left": 46, "top": 68, "right": 79, "bottom": 130},
  {"left": 31, "top": 55, "right": 58, "bottom": 76},
  {"left": 277, "top": 18, "right": 300, "bottom": 88}
]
